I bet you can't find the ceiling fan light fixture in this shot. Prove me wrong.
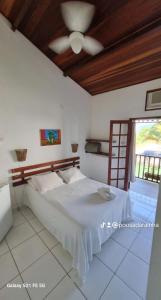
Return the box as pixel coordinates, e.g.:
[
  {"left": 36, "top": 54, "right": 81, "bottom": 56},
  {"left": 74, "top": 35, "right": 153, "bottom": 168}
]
[
  {"left": 69, "top": 32, "right": 84, "bottom": 54},
  {"left": 49, "top": 2, "right": 104, "bottom": 56},
  {"left": 70, "top": 38, "right": 82, "bottom": 54}
]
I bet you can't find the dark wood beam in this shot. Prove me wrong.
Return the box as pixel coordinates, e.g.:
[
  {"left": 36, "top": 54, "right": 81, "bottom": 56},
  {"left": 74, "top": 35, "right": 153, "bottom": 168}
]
[
  {"left": 76, "top": 25, "right": 161, "bottom": 82},
  {"left": 71, "top": 22, "right": 161, "bottom": 94},
  {"left": 12, "top": 0, "right": 33, "bottom": 31},
  {"left": 19, "top": 0, "right": 51, "bottom": 38},
  {"left": 63, "top": 16, "right": 161, "bottom": 77},
  {"left": 49, "top": 0, "right": 161, "bottom": 72},
  {"left": 90, "top": 60, "right": 161, "bottom": 95}
]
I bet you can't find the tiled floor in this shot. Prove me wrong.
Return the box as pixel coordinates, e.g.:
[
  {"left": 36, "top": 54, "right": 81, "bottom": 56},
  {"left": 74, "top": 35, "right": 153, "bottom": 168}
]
[
  {"left": 130, "top": 178, "right": 159, "bottom": 199},
  {"left": 0, "top": 190, "right": 157, "bottom": 300}
]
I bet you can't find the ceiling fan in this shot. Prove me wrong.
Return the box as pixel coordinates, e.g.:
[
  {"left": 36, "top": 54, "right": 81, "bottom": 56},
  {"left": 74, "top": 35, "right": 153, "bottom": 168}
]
[{"left": 49, "top": 1, "right": 104, "bottom": 55}]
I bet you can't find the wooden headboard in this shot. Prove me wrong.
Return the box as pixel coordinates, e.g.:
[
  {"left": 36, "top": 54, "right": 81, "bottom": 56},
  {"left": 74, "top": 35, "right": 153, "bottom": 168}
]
[{"left": 10, "top": 156, "right": 80, "bottom": 187}]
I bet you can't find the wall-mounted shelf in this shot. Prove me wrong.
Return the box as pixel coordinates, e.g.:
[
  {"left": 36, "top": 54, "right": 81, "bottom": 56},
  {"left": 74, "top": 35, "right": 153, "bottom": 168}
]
[
  {"left": 86, "top": 151, "right": 109, "bottom": 157},
  {"left": 86, "top": 138, "right": 109, "bottom": 143},
  {"left": 85, "top": 138, "right": 109, "bottom": 156}
]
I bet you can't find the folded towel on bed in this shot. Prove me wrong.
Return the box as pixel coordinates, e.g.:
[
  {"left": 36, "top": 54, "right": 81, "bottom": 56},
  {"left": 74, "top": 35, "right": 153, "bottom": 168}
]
[{"left": 97, "top": 187, "right": 116, "bottom": 201}]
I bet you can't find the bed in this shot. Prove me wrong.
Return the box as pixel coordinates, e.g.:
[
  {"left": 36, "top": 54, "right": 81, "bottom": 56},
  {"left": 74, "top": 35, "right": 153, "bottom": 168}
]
[{"left": 10, "top": 157, "right": 132, "bottom": 281}]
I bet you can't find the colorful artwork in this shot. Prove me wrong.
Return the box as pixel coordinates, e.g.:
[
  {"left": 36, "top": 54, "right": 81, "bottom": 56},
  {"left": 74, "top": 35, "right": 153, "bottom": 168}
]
[{"left": 40, "top": 129, "right": 61, "bottom": 146}]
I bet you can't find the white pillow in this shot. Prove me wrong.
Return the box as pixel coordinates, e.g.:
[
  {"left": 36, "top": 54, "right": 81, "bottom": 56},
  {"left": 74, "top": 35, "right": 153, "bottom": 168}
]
[
  {"left": 30, "top": 172, "right": 64, "bottom": 193},
  {"left": 59, "top": 167, "right": 86, "bottom": 184}
]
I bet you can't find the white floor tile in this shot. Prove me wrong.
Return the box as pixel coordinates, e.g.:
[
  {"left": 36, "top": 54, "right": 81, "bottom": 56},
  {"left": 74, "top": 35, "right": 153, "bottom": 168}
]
[
  {"left": 130, "top": 178, "right": 158, "bottom": 199},
  {"left": 69, "top": 257, "right": 113, "bottom": 300},
  {"left": 39, "top": 229, "right": 58, "bottom": 249},
  {"left": 130, "top": 234, "right": 152, "bottom": 263},
  {"left": 28, "top": 217, "right": 44, "bottom": 233},
  {"left": 100, "top": 275, "right": 141, "bottom": 300},
  {"left": 12, "top": 235, "right": 48, "bottom": 272},
  {"left": 0, "top": 240, "right": 9, "bottom": 256},
  {"left": 130, "top": 191, "right": 155, "bottom": 220},
  {"left": 0, "top": 275, "right": 30, "bottom": 300},
  {"left": 21, "top": 252, "right": 65, "bottom": 300},
  {"left": 0, "top": 252, "right": 18, "bottom": 288},
  {"left": 125, "top": 217, "right": 143, "bottom": 233},
  {"left": 147, "top": 212, "right": 156, "bottom": 223},
  {"left": 21, "top": 207, "right": 35, "bottom": 220},
  {"left": 132, "top": 204, "right": 151, "bottom": 221},
  {"left": 46, "top": 276, "right": 85, "bottom": 300},
  {"left": 117, "top": 252, "right": 149, "bottom": 298},
  {"left": 52, "top": 244, "right": 73, "bottom": 272},
  {"left": 139, "top": 226, "right": 154, "bottom": 241},
  {"left": 134, "top": 201, "right": 155, "bottom": 214},
  {"left": 112, "top": 228, "right": 138, "bottom": 249},
  {"left": 6, "top": 223, "right": 35, "bottom": 249},
  {"left": 13, "top": 210, "right": 26, "bottom": 227},
  {"left": 96, "top": 238, "right": 127, "bottom": 272}
]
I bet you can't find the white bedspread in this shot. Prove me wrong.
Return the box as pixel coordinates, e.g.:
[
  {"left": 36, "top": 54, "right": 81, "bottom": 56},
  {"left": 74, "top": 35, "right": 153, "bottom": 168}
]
[{"left": 24, "top": 178, "right": 131, "bottom": 281}]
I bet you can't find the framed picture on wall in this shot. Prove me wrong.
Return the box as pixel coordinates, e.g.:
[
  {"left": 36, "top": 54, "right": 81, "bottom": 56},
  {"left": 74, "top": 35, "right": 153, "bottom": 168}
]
[
  {"left": 40, "top": 129, "right": 61, "bottom": 146},
  {"left": 145, "top": 88, "right": 161, "bottom": 111}
]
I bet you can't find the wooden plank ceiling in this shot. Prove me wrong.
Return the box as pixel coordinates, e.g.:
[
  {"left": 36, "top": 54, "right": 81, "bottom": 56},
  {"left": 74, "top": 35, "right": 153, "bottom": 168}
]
[{"left": 1, "top": 0, "right": 161, "bottom": 95}]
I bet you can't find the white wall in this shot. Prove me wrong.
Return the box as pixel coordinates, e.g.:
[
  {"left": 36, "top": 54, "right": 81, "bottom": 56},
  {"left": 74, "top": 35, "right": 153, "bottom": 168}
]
[
  {"left": 87, "top": 79, "right": 161, "bottom": 182},
  {"left": 91, "top": 79, "right": 161, "bottom": 138},
  {"left": 0, "top": 15, "right": 91, "bottom": 205}
]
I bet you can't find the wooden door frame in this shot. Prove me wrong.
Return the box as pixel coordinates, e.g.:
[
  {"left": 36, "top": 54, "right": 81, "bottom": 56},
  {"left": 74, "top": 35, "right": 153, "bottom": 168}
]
[
  {"left": 108, "top": 116, "right": 161, "bottom": 190},
  {"left": 108, "top": 120, "right": 132, "bottom": 191}
]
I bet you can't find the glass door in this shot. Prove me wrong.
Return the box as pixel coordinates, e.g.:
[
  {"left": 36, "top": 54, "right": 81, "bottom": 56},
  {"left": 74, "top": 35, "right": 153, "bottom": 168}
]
[{"left": 108, "top": 120, "right": 132, "bottom": 191}]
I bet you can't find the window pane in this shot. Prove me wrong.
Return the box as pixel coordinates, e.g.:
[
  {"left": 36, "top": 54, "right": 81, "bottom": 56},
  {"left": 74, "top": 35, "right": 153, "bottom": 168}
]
[
  {"left": 120, "top": 147, "right": 127, "bottom": 157},
  {"left": 121, "top": 124, "right": 128, "bottom": 134},
  {"left": 119, "top": 169, "right": 125, "bottom": 178},
  {"left": 111, "top": 159, "right": 118, "bottom": 168},
  {"left": 113, "top": 124, "right": 120, "bottom": 134},
  {"left": 110, "top": 180, "right": 117, "bottom": 187},
  {"left": 119, "top": 158, "right": 126, "bottom": 168},
  {"left": 112, "top": 147, "right": 118, "bottom": 157},
  {"left": 120, "top": 135, "right": 127, "bottom": 146},
  {"left": 111, "top": 169, "right": 117, "bottom": 179},
  {"left": 118, "top": 180, "right": 124, "bottom": 189}
]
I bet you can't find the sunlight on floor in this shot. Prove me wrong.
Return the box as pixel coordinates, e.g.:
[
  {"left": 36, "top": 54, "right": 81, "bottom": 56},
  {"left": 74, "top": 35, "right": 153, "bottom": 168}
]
[{"left": 130, "top": 178, "right": 159, "bottom": 199}]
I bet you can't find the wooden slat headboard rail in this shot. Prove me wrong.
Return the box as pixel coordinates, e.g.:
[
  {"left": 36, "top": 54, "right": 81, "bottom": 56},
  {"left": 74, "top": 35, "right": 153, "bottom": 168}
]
[{"left": 10, "top": 156, "right": 80, "bottom": 187}]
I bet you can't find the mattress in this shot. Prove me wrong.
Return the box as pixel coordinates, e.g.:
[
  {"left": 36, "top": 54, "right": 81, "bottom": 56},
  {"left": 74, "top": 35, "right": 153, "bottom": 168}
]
[{"left": 24, "top": 177, "right": 131, "bottom": 281}]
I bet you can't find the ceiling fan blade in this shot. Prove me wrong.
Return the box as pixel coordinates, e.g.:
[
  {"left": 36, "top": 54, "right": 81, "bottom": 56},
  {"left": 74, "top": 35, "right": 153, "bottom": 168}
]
[
  {"left": 49, "top": 36, "right": 70, "bottom": 54},
  {"left": 83, "top": 36, "right": 104, "bottom": 55},
  {"left": 61, "top": 1, "right": 95, "bottom": 33}
]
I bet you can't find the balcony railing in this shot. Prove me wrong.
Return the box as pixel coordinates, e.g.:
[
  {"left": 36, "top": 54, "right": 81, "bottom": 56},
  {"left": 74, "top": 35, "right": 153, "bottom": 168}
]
[{"left": 135, "top": 154, "right": 161, "bottom": 183}]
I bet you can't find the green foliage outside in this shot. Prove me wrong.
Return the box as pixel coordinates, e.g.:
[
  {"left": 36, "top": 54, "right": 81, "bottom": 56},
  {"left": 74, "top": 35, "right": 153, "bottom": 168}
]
[
  {"left": 135, "top": 122, "right": 161, "bottom": 180},
  {"left": 136, "top": 123, "right": 161, "bottom": 145}
]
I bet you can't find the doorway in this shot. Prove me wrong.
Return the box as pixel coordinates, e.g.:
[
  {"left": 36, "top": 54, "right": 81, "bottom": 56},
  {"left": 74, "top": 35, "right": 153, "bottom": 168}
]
[{"left": 130, "top": 118, "right": 161, "bottom": 198}]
